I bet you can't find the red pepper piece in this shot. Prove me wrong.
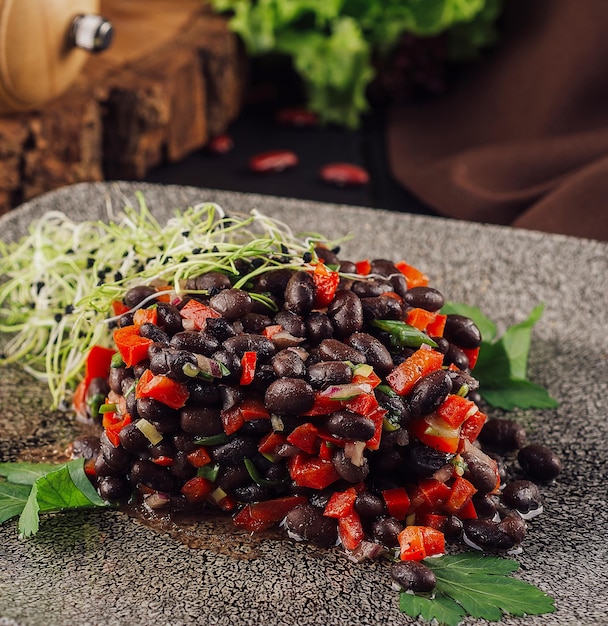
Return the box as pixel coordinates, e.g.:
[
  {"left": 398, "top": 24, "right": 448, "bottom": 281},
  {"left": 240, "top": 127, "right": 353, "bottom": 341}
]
[
  {"left": 179, "top": 299, "right": 221, "bottom": 331},
  {"left": 363, "top": 405, "right": 388, "bottom": 451},
  {"left": 186, "top": 447, "right": 212, "bottom": 468},
  {"left": 286, "top": 422, "right": 320, "bottom": 455},
  {"left": 409, "top": 416, "right": 460, "bottom": 454},
  {"left": 275, "top": 107, "right": 318, "bottom": 127},
  {"left": 221, "top": 405, "right": 245, "bottom": 435},
  {"left": 324, "top": 487, "right": 357, "bottom": 518},
  {"left": 262, "top": 324, "right": 283, "bottom": 339},
  {"left": 386, "top": 346, "right": 444, "bottom": 396},
  {"left": 444, "top": 475, "right": 478, "bottom": 515},
  {"left": 288, "top": 453, "right": 340, "bottom": 490},
  {"left": 84, "top": 345, "right": 116, "bottom": 384},
  {"left": 355, "top": 259, "right": 371, "bottom": 276},
  {"left": 302, "top": 391, "right": 342, "bottom": 417},
  {"left": 311, "top": 261, "right": 340, "bottom": 308},
  {"left": 437, "top": 395, "right": 478, "bottom": 429},
  {"left": 459, "top": 409, "right": 487, "bottom": 445},
  {"left": 104, "top": 413, "right": 132, "bottom": 447},
  {"left": 319, "top": 162, "right": 369, "bottom": 187},
  {"left": 112, "top": 300, "right": 130, "bottom": 316},
  {"left": 233, "top": 495, "right": 308, "bottom": 532},
  {"left": 462, "top": 346, "right": 480, "bottom": 369},
  {"left": 398, "top": 525, "right": 445, "bottom": 561},
  {"left": 239, "top": 351, "right": 257, "bottom": 386},
  {"left": 133, "top": 307, "right": 158, "bottom": 328},
  {"left": 338, "top": 510, "right": 365, "bottom": 551},
  {"left": 206, "top": 133, "right": 234, "bottom": 155},
  {"left": 405, "top": 308, "right": 437, "bottom": 332},
  {"left": 395, "top": 261, "right": 429, "bottom": 288},
  {"left": 113, "top": 325, "right": 153, "bottom": 368},
  {"left": 151, "top": 455, "right": 174, "bottom": 467},
  {"left": 408, "top": 478, "right": 452, "bottom": 512},
  {"left": 457, "top": 499, "right": 478, "bottom": 520},
  {"left": 420, "top": 526, "right": 446, "bottom": 556},
  {"left": 415, "top": 513, "right": 448, "bottom": 531},
  {"left": 258, "top": 431, "right": 288, "bottom": 462},
  {"left": 344, "top": 392, "right": 379, "bottom": 416},
  {"left": 426, "top": 313, "right": 447, "bottom": 338},
  {"left": 135, "top": 370, "right": 190, "bottom": 409},
  {"left": 181, "top": 476, "right": 214, "bottom": 504},
  {"left": 239, "top": 398, "right": 270, "bottom": 421},
  {"left": 249, "top": 150, "right": 298, "bottom": 173},
  {"left": 382, "top": 487, "right": 411, "bottom": 520}
]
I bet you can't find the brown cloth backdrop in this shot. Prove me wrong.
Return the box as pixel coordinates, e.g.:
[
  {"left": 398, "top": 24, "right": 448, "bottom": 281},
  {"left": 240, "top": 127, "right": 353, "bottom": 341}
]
[{"left": 387, "top": 0, "right": 608, "bottom": 242}]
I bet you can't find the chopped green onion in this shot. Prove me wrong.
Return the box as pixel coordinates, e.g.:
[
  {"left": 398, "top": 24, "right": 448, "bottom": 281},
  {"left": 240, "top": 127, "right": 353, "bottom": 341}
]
[
  {"left": 193, "top": 433, "right": 229, "bottom": 446},
  {"left": 197, "top": 463, "right": 220, "bottom": 482},
  {"left": 98, "top": 403, "right": 117, "bottom": 414},
  {"left": 370, "top": 319, "right": 438, "bottom": 349},
  {"left": 244, "top": 458, "right": 285, "bottom": 487}
]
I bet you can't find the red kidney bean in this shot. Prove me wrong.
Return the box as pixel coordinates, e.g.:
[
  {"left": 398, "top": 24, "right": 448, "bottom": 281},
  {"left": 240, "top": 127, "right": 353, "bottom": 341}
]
[
  {"left": 206, "top": 134, "right": 234, "bottom": 155},
  {"left": 518, "top": 444, "right": 562, "bottom": 482},
  {"left": 275, "top": 107, "right": 319, "bottom": 127},
  {"left": 391, "top": 561, "right": 437, "bottom": 593},
  {"left": 319, "top": 162, "right": 369, "bottom": 187},
  {"left": 249, "top": 149, "right": 298, "bottom": 173}
]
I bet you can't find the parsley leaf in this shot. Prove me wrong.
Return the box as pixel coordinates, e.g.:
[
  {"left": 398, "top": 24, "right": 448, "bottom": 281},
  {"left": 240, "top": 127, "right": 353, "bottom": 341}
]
[
  {"left": 0, "top": 459, "right": 108, "bottom": 537},
  {"left": 400, "top": 553, "right": 555, "bottom": 625},
  {"left": 442, "top": 302, "right": 558, "bottom": 410}
]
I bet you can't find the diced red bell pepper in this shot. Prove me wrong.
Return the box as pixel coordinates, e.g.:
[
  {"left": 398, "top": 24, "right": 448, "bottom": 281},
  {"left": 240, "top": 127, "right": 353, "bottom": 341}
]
[
  {"left": 151, "top": 455, "right": 174, "bottom": 467},
  {"left": 262, "top": 324, "right": 283, "bottom": 339},
  {"left": 286, "top": 422, "right": 320, "bottom": 455},
  {"left": 395, "top": 261, "right": 429, "bottom": 288},
  {"left": 398, "top": 525, "right": 445, "bottom": 561},
  {"left": 382, "top": 487, "right": 411, "bottom": 520},
  {"left": 386, "top": 346, "right": 444, "bottom": 396},
  {"left": 239, "top": 351, "right": 257, "bottom": 386},
  {"left": 181, "top": 476, "right": 214, "bottom": 504},
  {"left": 443, "top": 475, "right": 478, "bottom": 515},
  {"left": 462, "top": 346, "right": 480, "bottom": 369},
  {"left": 232, "top": 495, "right": 308, "bottom": 532},
  {"left": 179, "top": 298, "right": 221, "bottom": 331},
  {"left": 215, "top": 492, "right": 237, "bottom": 511},
  {"left": 135, "top": 370, "right": 190, "bottom": 409},
  {"left": 288, "top": 453, "right": 340, "bottom": 490},
  {"left": 437, "top": 395, "right": 478, "bottom": 429},
  {"left": 133, "top": 307, "right": 158, "bottom": 327},
  {"left": 355, "top": 259, "right": 371, "bottom": 275},
  {"left": 221, "top": 405, "right": 245, "bottom": 435},
  {"left": 112, "top": 300, "right": 130, "bottom": 316},
  {"left": 84, "top": 345, "right": 116, "bottom": 386},
  {"left": 311, "top": 261, "right": 340, "bottom": 308},
  {"left": 239, "top": 398, "right": 270, "bottom": 421},
  {"left": 103, "top": 412, "right": 132, "bottom": 447},
  {"left": 426, "top": 313, "right": 447, "bottom": 338},
  {"left": 344, "top": 392, "right": 379, "bottom": 416},
  {"left": 406, "top": 308, "right": 437, "bottom": 332},
  {"left": 364, "top": 405, "right": 388, "bottom": 451},
  {"left": 72, "top": 380, "right": 88, "bottom": 419},
  {"left": 338, "top": 510, "right": 365, "bottom": 551},
  {"left": 459, "top": 409, "right": 487, "bottom": 445},
  {"left": 324, "top": 487, "right": 357, "bottom": 518},
  {"left": 457, "top": 499, "right": 478, "bottom": 520},
  {"left": 258, "top": 431, "right": 288, "bottom": 462},
  {"left": 186, "top": 447, "right": 212, "bottom": 468},
  {"left": 415, "top": 513, "right": 448, "bottom": 531},
  {"left": 409, "top": 415, "right": 460, "bottom": 454},
  {"left": 350, "top": 368, "right": 382, "bottom": 389},
  {"left": 408, "top": 478, "right": 452, "bottom": 512},
  {"left": 113, "top": 325, "right": 153, "bottom": 368},
  {"left": 302, "top": 391, "right": 342, "bottom": 417}
]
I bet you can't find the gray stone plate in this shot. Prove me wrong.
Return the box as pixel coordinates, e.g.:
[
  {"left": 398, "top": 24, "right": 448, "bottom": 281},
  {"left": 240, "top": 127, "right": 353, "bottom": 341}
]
[{"left": 1, "top": 182, "right": 607, "bottom": 626}]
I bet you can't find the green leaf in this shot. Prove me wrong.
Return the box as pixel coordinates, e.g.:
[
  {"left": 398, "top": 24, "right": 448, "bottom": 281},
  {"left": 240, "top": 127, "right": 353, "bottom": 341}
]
[
  {"left": 0, "top": 462, "right": 62, "bottom": 485},
  {"left": 480, "top": 379, "right": 559, "bottom": 411},
  {"left": 400, "top": 553, "right": 555, "bottom": 625},
  {"left": 0, "top": 481, "right": 32, "bottom": 524},
  {"left": 498, "top": 303, "right": 544, "bottom": 380}
]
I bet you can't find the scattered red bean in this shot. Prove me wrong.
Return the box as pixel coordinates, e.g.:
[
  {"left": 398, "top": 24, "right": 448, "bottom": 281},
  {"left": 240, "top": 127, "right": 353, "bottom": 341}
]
[
  {"left": 249, "top": 150, "right": 299, "bottom": 173},
  {"left": 275, "top": 107, "right": 319, "bottom": 127},
  {"left": 206, "top": 134, "right": 234, "bottom": 155},
  {"left": 319, "top": 162, "right": 369, "bottom": 187}
]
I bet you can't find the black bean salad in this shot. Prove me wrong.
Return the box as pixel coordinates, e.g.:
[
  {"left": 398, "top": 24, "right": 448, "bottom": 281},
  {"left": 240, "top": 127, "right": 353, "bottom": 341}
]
[{"left": 68, "top": 233, "right": 561, "bottom": 594}]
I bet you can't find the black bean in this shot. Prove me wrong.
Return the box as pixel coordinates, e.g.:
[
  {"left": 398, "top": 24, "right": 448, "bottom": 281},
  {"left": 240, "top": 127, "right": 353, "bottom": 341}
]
[
  {"left": 222, "top": 333, "right": 276, "bottom": 359},
  {"left": 446, "top": 369, "right": 480, "bottom": 394},
  {"left": 86, "top": 376, "right": 109, "bottom": 404},
  {"left": 369, "top": 259, "right": 399, "bottom": 277},
  {"left": 463, "top": 519, "right": 515, "bottom": 551},
  {"left": 432, "top": 336, "right": 450, "bottom": 354},
  {"left": 332, "top": 448, "right": 370, "bottom": 483},
  {"left": 273, "top": 310, "right": 306, "bottom": 337},
  {"left": 272, "top": 349, "right": 307, "bottom": 378},
  {"left": 391, "top": 561, "right": 437, "bottom": 593},
  {"left": 404, "top": 445, "right": 450, "bottom": 478},
  {"left": 345, "top": 333, "right": 394, "bottom": 375},
  {"left": 265, "top": 378, "right": 315, "bottom": 415},
  {"left": 94, "top": 453, "right": 122, "bottom": 477},
  {"left": 354, "top": 492, "right": 386, "bottom": 518},
  {"left": 462, "top": 450, "right": 499, "bottom": 493},
  {"left": 518, "top": 444, "right": 562, "bottom": 482},
  {"left": 149, "top": 346, "right": 197, "bottom": 382},
  {"left": 284, "top": 504, "right": 338, "bottom": 547},
  {"left": 403, "top": 286, "right": 445, "bottom": 312},
  {"left": 328, "top": 290, "right": 363, "bottom": 337},
  {"left": 317, "top": 338, "right": 366, "bottom": 364},
  {"left": 170, "top": 451, "right": 197, "bottom": 481},
  {"left": 136, "top": 397, "right": 180, "bottom": 425},
  {"left": 375, "top": 391, "right": 411, "bottom": 428},
  {"left": 252, "top": 363, "right": 277, "bottom": 388},
  {"left": 351, "top": 279, "right": 392, "bottom": 298},
  {"left": 139, "top": 322, "right": 170, "bottom": 344},
  {"left": 211, "top": 437, "right": 259, "bottom": 464},
  {"left": 444, "top": 343, "right": 470, "bottom": 370},
  {"left": 212, "top": 349, "right": 241, "bottom": 379},
  {"left": 360, "top": 295, "right": 403, "bottom": 321},
  {"left": 305, "top": 312, "right": 334, "bottom": 344},
  {"left": 117, "top": 312, "right": 135, "bottom": 327},
  {"left": 156, "top": 302, "right": 183, "bottom": 335},
  {"left": 185, "top": 272, "right": 232, "bottom": 292},
  {"left": 284, "top": 270, "right": 315, "bottom": 315},
  {"left": 253, "top": 268, "right": 295, "bottom": 296},
  {"left": 172, "top": 433, "right": 198, "bottom": 453},
  {"left": 98, "top": 476, "right": 131, "bottom": 502},
  {"left": 71, "top": 436, "right": 101, "bottom": 460},
  {"left": 240, "top": 313, "right": 272, "bottom": 334},
  {"left": 478, "top": 418, "right": 527, "bottom": 451},
  {"left": 118, "top": 422, "right": 151, "bottom": 453},
  {"left": 130, "top": 459, "right": 177, "bottom": 493},
  {"left": 148, "top": 440, "right": 175, "bottom": 460},
  {"left": 408, "top": 370, "right": 453, "bottom": 417},
  {"left": 219, "top": 384, "right": 245, "bottom": 411},
  {"left": 187, "top": 379, "right": 221, "bottom": 405},
  {"left": 240, "top": 419, "right": 272, "bottom": 436},
  {"left": 170, "top": 331, "right": 220, "bottom": 356},
  {"left": 444, "top": 515, "right": 464, "bottom": 539},
  {"left": 100, "top": 433, "right": 131, "bottom": 471},
  {"left": 306, "top": 361, "right": 352, "bottom": 389},
  {"left": 180, "top": 407, "right": 223, "bottom": 436},
  {"left": 444, "top": 314, "right": 482, "bottom": 349},
  {"left": 501, "top": 480, "right": 542, "bottom": 514},
  {"left": 205, "top": 317, "right": 236, "bottom": 341},
  {"left": 371, "top": 516, "right": 403, "bottom": 547},
  {"left": 124, "top": 285, "right": 156, "bottom": 309},
  {"left": 234, "top": 483, "right": 273, "bottom": 503},
  {"left": 216, "top": 464, "right": 250, "bottom": 490},
  {"left": 326, "top": 410, "right": 375, "bottom": 441},
  {"left": 339, "top": 260, "right": 357, "bottom": 274},
  {"left": 498, "top": 515, "right": 527, "bottom": 544},
  {"left": 209, "top": 288, "right": 253, "bottom": 320},
  {"left": 108, "top": 366, "right": 129, "bottom": 394},
  {"left": 472, "top": 494, "right": 498, "bottom": 519},
  {"left": 314, "top": 245, "right": 340, "bottom": 266},
  {"left": 371, "top": 449, "right": 405, "bottom": 474}
]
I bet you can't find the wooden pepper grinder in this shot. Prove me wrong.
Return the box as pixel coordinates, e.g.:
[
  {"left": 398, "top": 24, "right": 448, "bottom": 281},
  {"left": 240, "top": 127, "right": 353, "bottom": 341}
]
[{"left": 0, "top": 0, "right": 113, "bottom": 114}]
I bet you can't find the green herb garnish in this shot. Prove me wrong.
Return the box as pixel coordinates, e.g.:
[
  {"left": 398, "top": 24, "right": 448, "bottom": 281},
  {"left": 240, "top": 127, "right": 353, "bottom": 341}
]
[
  {"left": 400, "top": 552, "right": 555, "bottom": 626},
  {"left": 442, "top": 302, "right": 558, "bottom": 410},
  {"left": 371, "top": 319, "right": 438, "bottom": 349},
  {"left": 0, "top": 459, "right": 109, "bottom": 537}
]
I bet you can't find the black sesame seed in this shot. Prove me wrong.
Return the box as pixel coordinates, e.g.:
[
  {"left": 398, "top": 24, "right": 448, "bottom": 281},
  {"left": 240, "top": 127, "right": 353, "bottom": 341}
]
[
  {"left": 65, "top": 304, "right": 74, "bottom": 314},
  {"left": 86, "top": 258, "right": 95, "bottom": 268},
  {"left": 303, "top": 252, "right": 313, "bottom": 263},
  {"left": 192, "top": 247, "right": 202, "bottom": 255},
  {"left": 66, "top": 248, "right": 74, "bottom": 255},
  {"left": 280, "top": 244, "right": 289, "bottom": 254},
  {"left": 114, "top": 272, "right": 123, "bottom": 281},
  {"left": 182, "top": 230, "right": 190, "bottom": 237},
  {"left": 36, "top": 281, "right": 45, "bottom": 293},
  {"left": 331, "top": 246, "right": 341, "bottom": 254},
  {"left": 54, "top": 313, "right": 62, "bottom": 322},
  {"left": 212, "top": 246, "right": 219, "bottom": 253}
]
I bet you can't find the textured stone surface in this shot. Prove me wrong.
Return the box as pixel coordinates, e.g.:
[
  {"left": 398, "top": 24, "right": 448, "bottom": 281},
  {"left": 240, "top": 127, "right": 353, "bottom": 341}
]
[{"left": 1, "top": 182, "right": 607, "bottom": 625}]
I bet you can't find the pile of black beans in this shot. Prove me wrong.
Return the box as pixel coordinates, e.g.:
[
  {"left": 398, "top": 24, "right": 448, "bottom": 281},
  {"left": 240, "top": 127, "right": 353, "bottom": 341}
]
[{"left": 72, "top": 248, "right": 561, "bottom": 594}]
